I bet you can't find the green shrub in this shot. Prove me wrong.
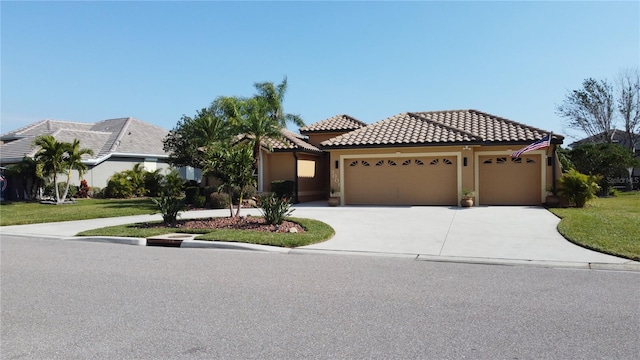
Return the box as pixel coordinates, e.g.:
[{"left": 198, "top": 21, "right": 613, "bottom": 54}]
[
  {"left": 209, "top": 192, "right": 230, "bottom": 209},
  {"left": 144, "top": 170, "right": 163, "bottom": 197},
  {"left": 152, "top": 195, "right": 185, "bottom": 225},
  {"left": 193, "top": 195, "right": 206, "bottom": 208},
  {"left": 185, "top": 186, "right": 200, "bottom": 204},
  {"left": 271, "top": 180, "right": 294, "bottom": 199},
  {"left": 558, "top": 169, "right": 600, "bottom": 208},
  {"left": 232, "top": 185, "right": 257, "bottom": 204},
  {"left": 162, "top": 170, "right": 184, "bottom": 197},
  {"left": 258, "top": 193, "right": 295, "bottom": 225},
  {"left": 105, "top": 173, "right": 134, "bottom": 198},
  {"left": 44, "top": 182, "right": 78, "bottom": 198},
  {"left": 89, "top": 187, "right": 103, "bottom": 198}
]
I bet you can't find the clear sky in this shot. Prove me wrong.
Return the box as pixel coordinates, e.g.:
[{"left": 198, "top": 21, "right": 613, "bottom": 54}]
[{"left": 2, "top": 1, "right": 638, "bottom": 141}]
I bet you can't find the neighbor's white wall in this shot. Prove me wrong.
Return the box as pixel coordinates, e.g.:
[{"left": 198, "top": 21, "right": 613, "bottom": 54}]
[{"left": 81, "top": 158, "right": 171, "bottom": 188}]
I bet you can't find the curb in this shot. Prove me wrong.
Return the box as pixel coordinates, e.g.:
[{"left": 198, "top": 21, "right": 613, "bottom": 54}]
[
  {"left": 181, "top": 239, "right": 291, "bottom": 253},
  {"left": 69, "top": 236, "right": 146, "bottom": 246},
  {"left": 6, "top": 235, "right": 640, "bottom": 272}
]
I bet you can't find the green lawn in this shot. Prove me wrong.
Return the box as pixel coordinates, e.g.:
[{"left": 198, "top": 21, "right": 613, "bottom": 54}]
[
  {"left": 549, "top": 191, "right": 640, "bottom": 261},
  {"left": 77, "top": 217, "right": 335, "bottom": 248},
  {"left": 0, "top": 198, "right": 157, "bottom": 226}
]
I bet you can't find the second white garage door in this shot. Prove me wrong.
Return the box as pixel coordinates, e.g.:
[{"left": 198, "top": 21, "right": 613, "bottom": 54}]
[{"left": 344, "top": 156, "right": 457, "bottom": 205}]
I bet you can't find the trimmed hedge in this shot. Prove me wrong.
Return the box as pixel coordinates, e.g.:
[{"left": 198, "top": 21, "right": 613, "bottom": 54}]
[{"left": 271, "top": 180, "right": 294, "bottom": 199}]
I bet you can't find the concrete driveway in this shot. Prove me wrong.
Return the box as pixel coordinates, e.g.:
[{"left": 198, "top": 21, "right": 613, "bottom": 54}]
[
  {"left": 292, "top": 204, "right": 631, "bottom": 264},
  {"left": 0, "top": 203, "right": 635, "bottom": 267}
]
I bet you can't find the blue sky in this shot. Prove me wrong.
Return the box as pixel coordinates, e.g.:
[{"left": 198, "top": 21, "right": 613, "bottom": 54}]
[{"left": 2, "top": 1, "right": 638, "bottom": 141}]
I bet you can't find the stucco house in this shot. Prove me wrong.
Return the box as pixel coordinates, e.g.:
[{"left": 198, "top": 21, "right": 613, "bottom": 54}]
[
  {"left": 0, "top": 117, "right": 172, "bottom": 199},
  {"left": 261, "top": 110, "right": 564, "bottom": 206}
]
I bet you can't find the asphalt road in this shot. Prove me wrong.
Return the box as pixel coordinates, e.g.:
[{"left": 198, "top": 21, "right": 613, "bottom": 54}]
[{"left": 2, "top": 236, "right": 639, "bottom": 359}]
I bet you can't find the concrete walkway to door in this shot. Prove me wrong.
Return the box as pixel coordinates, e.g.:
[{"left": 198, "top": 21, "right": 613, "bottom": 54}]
[{"left": 294, "top": 204, "right": 633, "bottom": 265}]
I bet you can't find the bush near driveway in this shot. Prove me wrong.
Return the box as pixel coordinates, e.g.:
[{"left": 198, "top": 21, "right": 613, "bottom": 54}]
[{"left": 549, "top": 192, "right": 640, "bottom": 261}]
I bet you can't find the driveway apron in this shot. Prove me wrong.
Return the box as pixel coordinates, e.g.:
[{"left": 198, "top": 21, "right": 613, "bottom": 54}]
[{"left": 295, "top": 205, "right": 630, "bottom": 264}]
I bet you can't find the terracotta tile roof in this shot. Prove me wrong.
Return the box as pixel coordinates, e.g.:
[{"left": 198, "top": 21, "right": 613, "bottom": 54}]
[
  {"left": 321, "top": 110, "right": 562, "bottom": 148},
  {"left": 299, "top": 114, "right": 367, "bottom": 133},
  {"left": 262, "top": 129, "right": 322, "bottom": 154}
]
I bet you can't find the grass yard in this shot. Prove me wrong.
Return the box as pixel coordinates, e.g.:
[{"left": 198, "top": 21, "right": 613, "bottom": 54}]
[
  {"left": 549, "top": 191, "right": 640, "bottom": 261},
  {"left": 77, "top": 217, "right": 335, "bottom": 248},
  {"left": 0, "top": 198, "right": 157, "bottom": 226}
]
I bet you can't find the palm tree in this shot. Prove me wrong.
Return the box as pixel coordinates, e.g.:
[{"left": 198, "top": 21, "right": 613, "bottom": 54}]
[
  {"left": 33, "top": 135, "right": 69, "bottom": 203},
  {"left": 254, "top": 77, "right": 305, "bottom": 128},
  {"left": 237, "top": 97, "right": 284, "bottom": 172},
  {"left": 60, "top": 139, "right": 94, "bottom": 202}
]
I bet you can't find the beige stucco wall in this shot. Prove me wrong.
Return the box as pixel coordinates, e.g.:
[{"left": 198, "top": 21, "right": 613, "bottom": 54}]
[
  {"left": 263, "top": 152, "right": 295, "bottom": 191},
  {"left": 262, "top": 151, "right": 327, "bottom": 202}
]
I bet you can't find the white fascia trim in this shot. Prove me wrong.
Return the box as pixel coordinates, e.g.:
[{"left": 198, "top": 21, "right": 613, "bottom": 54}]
[
  {"left": 83, "top": 152, "right": 169, "bottom": 166},
  {"left": 474, "top": 149, "right": 547, "bottom": 204},
  {"left": 338, "top": 151, "right": 462, "bottom": 206}
]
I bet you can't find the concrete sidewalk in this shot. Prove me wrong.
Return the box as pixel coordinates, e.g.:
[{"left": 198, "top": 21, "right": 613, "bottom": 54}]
[{"left": 1, "top": 204, "right": 638, "bottom": 271}]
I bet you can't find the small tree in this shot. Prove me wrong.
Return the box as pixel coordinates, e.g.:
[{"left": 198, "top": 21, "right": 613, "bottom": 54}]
[
  {"left": 203, "top": 141, "right": 255, "bottom": 217},
  {"left": 568, "top": 143, "right": 636, "bottom": 195},
  {"left": 616, "top": 68, "right": 640, "bottom": 152},
  {"left": 557, "top": 169, "right": 600, "bottom": 208},
  {"left": 4, "top": 157, "right": 44, "bottom": 200}
]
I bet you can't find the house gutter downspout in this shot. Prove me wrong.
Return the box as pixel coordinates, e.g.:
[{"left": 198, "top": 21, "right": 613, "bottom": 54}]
[{"left": 293, "top": 152, "right": 299, "bottom": 204}]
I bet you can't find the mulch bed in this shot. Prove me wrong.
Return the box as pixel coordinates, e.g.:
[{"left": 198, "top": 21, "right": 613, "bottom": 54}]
[{"left": 139, "top": 215, "right": 305, "bottom": 233}]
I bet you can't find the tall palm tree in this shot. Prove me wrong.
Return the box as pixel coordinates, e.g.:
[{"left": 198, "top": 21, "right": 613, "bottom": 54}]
[
  {"left": 33, "top": 135, "right": 68, "bottom": 203},
  {"left": 60, "top": 139, "right": 94, "bottom": 202},
  {"left": 237, "top": 96, "right": 283, "bottom": 172},
  {"left": 254, "top": 77, "right": 305, "bottom": 128}
]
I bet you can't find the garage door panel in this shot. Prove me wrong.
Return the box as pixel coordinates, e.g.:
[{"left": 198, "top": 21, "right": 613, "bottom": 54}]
[
  {"left": 345, "top": 157, "right": 457, "bottom": 205},
  {"left": 479, "top": 155, "right": 540, "bottom": 205}
]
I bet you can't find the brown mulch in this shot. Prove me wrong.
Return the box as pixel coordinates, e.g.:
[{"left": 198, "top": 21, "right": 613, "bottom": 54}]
[{"left": 140, "top": 215, "right": 305, "bottom": 233}]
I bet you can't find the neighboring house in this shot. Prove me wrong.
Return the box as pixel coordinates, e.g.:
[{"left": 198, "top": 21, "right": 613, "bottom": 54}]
[
  {"left": 0, "top": 117, "right": 172, "bottom": 200},
  {"left": 569, "top": 129, "right": 640, "bottom": 155},
  {"left": 264, "top": 110, "right": 564, "bottom": 206}
]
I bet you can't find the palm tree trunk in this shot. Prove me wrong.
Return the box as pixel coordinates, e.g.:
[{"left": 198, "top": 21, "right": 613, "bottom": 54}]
[
  {"left": 53, "top": 173, "right": 61, "bottom": 203},
  {"left": 252, "top": 141, "right": 261, "bottom": 175},
  {"left": 60, "top": 171, "right": 72, "bottom": 203}
]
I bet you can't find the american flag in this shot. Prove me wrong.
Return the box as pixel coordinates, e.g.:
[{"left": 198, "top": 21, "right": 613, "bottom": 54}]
[{"left": 511, "top": 134, "right": 551, "bottom": 158}]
